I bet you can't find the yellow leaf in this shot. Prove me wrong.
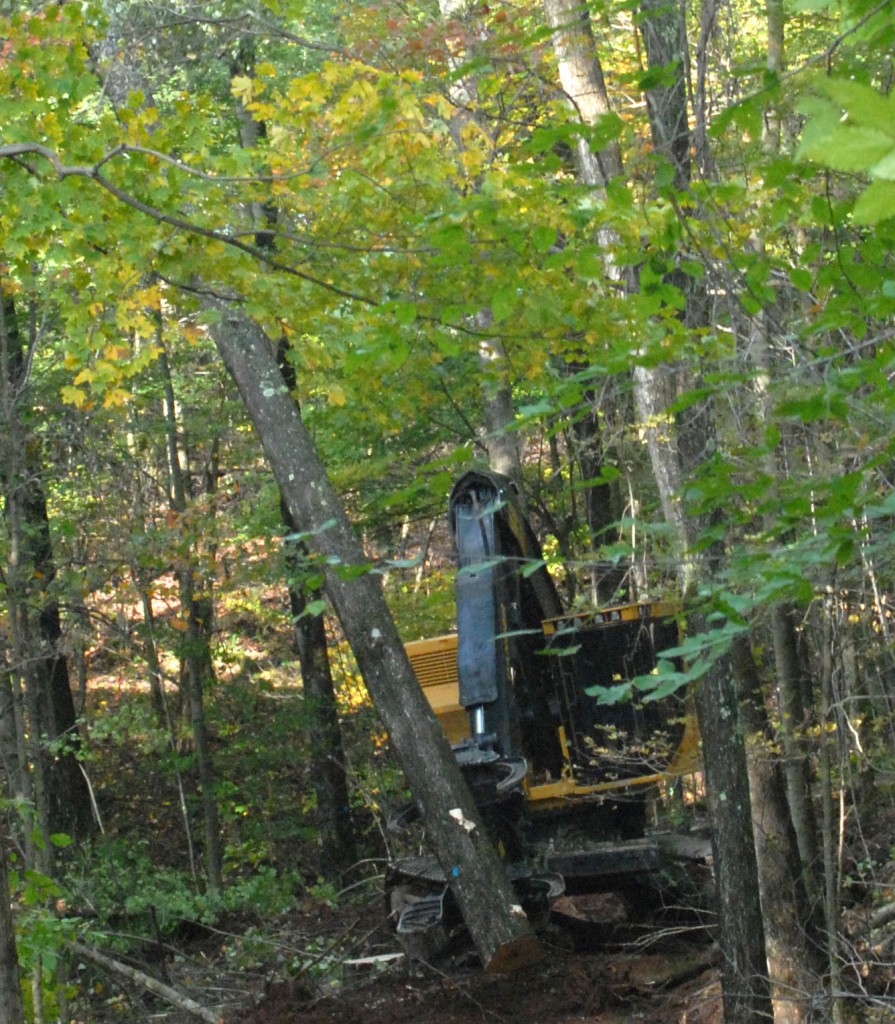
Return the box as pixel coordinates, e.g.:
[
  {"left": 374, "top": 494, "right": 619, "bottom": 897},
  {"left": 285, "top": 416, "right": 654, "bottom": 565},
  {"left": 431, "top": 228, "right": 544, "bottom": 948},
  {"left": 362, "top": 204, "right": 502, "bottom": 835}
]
[
  {"left": 181, "top": 323, "right": 203, "bottom": 344},
  {"left": 169, "top": 616, "right": 189, "bottom": 633},
  {"left": 328, "top": 383, "right": 347, "bottom": 406},
  {"left": 60, "top": 385, "right": 87, "bottom": 408},
  {"left": 102, "top": 387, "right": 132, "bottom": 409},
  {"left": 268, "top": 124, "right": 290, "bottom": 149},
  {"left": 103, "top": 343, "right": 131, "bottom": 362},
  {"left": 247, "top": 100, "right": 276, "bottom": 120},
  {"left": 231, "top": 75, "right": 254, "bottom": 104}
]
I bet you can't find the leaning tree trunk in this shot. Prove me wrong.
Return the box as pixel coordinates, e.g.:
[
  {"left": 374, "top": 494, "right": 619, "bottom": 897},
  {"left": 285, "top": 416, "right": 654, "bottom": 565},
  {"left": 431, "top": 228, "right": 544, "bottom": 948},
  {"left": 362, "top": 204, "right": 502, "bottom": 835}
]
[{"left": 209, "top": 301, "right": 540, "bottom": 973}]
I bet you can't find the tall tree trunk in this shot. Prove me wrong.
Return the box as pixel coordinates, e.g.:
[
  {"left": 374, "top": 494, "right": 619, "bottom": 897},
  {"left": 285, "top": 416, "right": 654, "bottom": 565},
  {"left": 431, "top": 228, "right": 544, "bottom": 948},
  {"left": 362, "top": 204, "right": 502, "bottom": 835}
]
[
  {"left": 763, "top": 0, "right": 785, "bottom": 152},
  {"left": 276, "top": 345, "right": 356, "bottom": 879},
  {"left": 748, "top": 302, "right": 821, "bottom": 910},
  {"left": 693, "top": 0, "right": 719, "bottom": 176},
  {"left": 437, "top": 2, "right": 523, "bottom": 484},
  {"left": 0, "top": 293, "right": 94, "bottom": 852},
  {"left": 283, "top": 526, "right": 357, "bottom": 879},
  {"left": 477, "top": 322, "right": 522, "bottom": 482},
  {"left": 157, "top": 342, "right": 223, "bottom": 893},
  {"left": 748, "top": 21, "right": 821, "bottom": 907},
  {"left": 543, "top": 0, "right": 630, "bottom": 571},
  {"left": 0, "top": 823, "right": 25, "bottom": 1024},
  {"left": 208, "top": 301, "right": 540, "bottom": 973},
  {"left": 771, "top": 604, "right": 820, "bottom": 881},
  {"left": 568, "top": 392, "right": 621, "bottom": 601},
  {"left": 637, "top": 370, "right": 773, "bottom": 1023},
  {"left": 544, "top": 26, "right": 773, "bottom": 1013},
  {"left": 818, "top": 599, "right": 846, "bottom": 1024},
  {"left": 732, "top": 635, "right": 822, "bottom": 1024}
]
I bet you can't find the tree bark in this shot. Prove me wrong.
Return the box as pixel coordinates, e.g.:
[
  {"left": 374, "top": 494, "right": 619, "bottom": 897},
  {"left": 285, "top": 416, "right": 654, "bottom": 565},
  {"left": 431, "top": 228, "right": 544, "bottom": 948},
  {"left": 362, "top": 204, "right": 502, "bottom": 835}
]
[
  {"left": 436, "top": 2, "right": 524, "bottom": 484},
  {"left": 693, "top": 629, "right": 773, "bottom": 1024},
  {"left": 634, "top": 376, "right": 773, "bottom": 1024},
  {"left": 541, "top": 6, "right": 773, "bottom": 1009},
  {"left": 207, "top": 301, "right": 539, "bottom": 972},
  {"left": 771, "top": 604, "right": 820, "bottom": 883},
  {"left": 477, "top": 324, "right": 522, "bottom": 482},
  {"left": 763, "top": 0, "right": 785, "bottom": 152}
]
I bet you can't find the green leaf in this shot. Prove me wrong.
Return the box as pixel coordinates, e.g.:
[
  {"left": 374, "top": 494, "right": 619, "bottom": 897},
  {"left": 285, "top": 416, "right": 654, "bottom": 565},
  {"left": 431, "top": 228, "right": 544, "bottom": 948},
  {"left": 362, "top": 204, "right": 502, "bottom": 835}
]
[
  {"left": 520, "top": 559, "right": 548, "bottom": 578},
  {"left": 491, "top": 284, "right": 516, "bottom": 323},
  {"left": 801, "top": 123, "right": 892, "bottom": 173},
  {"left": 532, "top": 225, "right": 557, "bottom": 253},
  {"left": 788, "top": 267, "right": 813, "bottom": 291},
  {"left": 853, "top": 180, "right": 895, "bottom": 224},
  {"left": 575, "top": 247, "right": 604, "bottom": 279},
  {"left": 394, "top": 301, "right": 417, "bottom": 326},
  {"left": 586, "top": 682, "right": 633, "bottom": 704},
  {"left": 817, "top": 78, "right": 895, "bottom": 131},
  {"left": 869, "top": 147, "right": 895, "bottom": 180},
  {"left": 582, "top": 112, "right": 624, "bottom": 152}
]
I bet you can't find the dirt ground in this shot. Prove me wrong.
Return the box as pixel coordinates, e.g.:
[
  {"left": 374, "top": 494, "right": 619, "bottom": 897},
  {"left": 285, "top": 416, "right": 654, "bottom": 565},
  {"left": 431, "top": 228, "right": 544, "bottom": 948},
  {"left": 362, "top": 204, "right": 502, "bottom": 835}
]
[{"left": 228, "top": 897, "right": 723, "bottom": 1024}]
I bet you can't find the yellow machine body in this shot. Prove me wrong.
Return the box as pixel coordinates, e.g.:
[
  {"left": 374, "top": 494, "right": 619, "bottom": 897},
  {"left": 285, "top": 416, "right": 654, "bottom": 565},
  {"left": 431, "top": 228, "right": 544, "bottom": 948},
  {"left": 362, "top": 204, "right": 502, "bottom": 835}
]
[{"left": 405, "top": 600, "right": 700, "bottom": 815}]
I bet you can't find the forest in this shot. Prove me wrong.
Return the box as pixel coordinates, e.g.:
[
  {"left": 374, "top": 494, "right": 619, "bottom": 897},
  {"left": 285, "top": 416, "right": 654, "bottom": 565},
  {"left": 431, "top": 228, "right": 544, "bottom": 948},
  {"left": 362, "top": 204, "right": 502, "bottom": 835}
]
[{"left": 1, "top": 0, "right": 894, "bottom": 1022}]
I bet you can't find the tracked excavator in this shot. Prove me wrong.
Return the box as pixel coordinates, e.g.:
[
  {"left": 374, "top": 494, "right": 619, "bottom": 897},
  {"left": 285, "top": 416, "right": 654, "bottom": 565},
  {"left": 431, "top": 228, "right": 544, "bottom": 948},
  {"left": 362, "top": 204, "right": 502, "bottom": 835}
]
[{"left": 387, "top": 469, "right": 705, "bottom": 960}]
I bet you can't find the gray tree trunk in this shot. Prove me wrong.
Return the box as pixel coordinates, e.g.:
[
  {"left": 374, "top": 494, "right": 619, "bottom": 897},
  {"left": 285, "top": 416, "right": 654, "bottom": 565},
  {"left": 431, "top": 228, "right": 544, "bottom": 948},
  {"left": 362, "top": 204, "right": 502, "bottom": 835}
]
[
  {"left": 771, "top": 604, "right": 820, "bottom": 881},
  {"left": 638, "top": 0, "right": 691, "bottom": 188},
  {"left": 630, "top": 3, "right": 773, "bottom": 1015},
  {"left": 208, "top": 301, "right": 540, "bottom": 972}
]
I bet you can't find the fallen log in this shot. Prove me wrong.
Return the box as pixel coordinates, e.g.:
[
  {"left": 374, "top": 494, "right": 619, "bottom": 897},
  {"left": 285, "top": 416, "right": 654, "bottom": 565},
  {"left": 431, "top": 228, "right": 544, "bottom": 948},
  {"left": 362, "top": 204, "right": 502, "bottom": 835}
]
[{"left": 69, "top": 941, "right": 219, "bottom": 1023}]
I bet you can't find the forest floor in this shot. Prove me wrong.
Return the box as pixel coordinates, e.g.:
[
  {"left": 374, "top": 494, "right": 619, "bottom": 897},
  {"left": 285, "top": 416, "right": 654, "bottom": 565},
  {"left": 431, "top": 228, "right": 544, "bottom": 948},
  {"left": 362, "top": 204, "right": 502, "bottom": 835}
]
[
  {"left": 229, "top": 901, "right": 723, "bottom": 1024},
  {"left": 76, "top": 679, "right": 725, "bottom": 1024}
]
